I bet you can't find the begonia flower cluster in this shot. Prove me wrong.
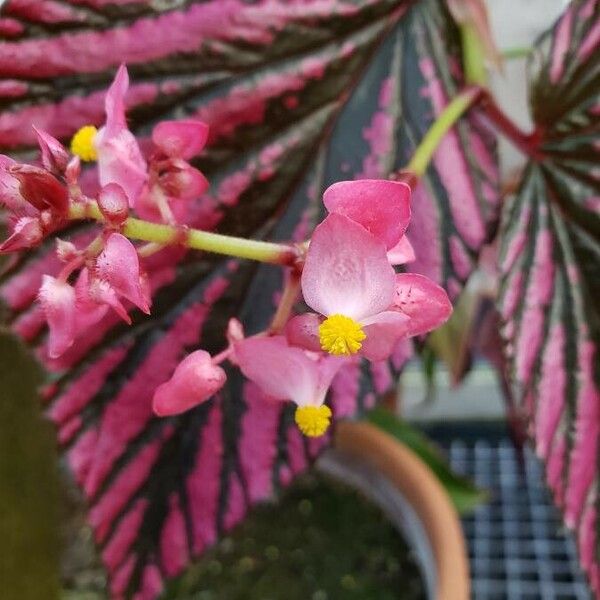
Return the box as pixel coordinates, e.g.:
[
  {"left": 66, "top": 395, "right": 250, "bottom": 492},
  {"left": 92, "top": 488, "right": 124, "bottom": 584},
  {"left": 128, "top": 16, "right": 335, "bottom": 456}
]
[{"left": 0, "top": 65, "right": 452, "bottom": 439}]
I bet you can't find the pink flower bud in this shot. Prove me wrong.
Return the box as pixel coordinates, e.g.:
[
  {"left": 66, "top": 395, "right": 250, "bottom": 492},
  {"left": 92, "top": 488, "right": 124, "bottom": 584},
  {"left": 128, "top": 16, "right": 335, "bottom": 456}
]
[
  {"left": 38, "top": 275, "right": 76, "bottom": 358},
  {"left": 34, "top": 127, "right": 70, "bottom": 175},
  {"left": 98, "top": 183, "right": 129, "bottom": 227},
  {"left": 153, "top": 350, "right": 226, "bottom": 416},
  {"left": 10, "top": 164, "right": 69, "bottom": 215},
  {"left": 0, "top": 216, "right": 43, "bottom": 253},
  {"left": 152, "top": 120, "right": 209, "bottom": 160},
  {"left": 95, "top": 233, "right": 151, "bottom": 314}
]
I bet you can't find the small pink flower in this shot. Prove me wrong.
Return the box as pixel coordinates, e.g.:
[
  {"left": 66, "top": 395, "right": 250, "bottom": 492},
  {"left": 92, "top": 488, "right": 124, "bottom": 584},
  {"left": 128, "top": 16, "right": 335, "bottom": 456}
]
[
  {"left": 152, "top": 120, "right": 209, "bottom": 160},
  {"left": 38, "top": 275, "right": 77, "bottom": 358},
  {"left": 95, "top": 233, "right": 151, "bottom": 314},
  {"left": 153, "top": 350, "right": 227, "bottom": 416},
  {"left": 301, "top": 213, "right": 409, "bottom": 359},
  {"left": 95, "top": 65, "right": 147, "bottom": 206},
  {"left": 236, "top": 336, "right": 344, "bottom": 437}
]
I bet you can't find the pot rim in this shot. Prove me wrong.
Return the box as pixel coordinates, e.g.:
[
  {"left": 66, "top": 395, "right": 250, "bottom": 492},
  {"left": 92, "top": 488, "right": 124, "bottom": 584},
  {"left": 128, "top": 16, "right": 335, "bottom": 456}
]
[{"left": 317, "top": 420, "right": 470, "bottom": 600}]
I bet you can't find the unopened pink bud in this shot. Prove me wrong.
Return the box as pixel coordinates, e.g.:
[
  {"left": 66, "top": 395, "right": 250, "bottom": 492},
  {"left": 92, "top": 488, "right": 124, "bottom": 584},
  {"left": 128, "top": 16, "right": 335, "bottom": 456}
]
[
  {"left": 153, "top": 350, "right": 226, "bottom": 416},
  {"left": 0, "top": 216, "right": 43, "bottom": 253},
  {"left": 38, "top": 275, "right": 76, "bottom": 358},
  {"left": 98, "top": 183, "right": 129, "bottom": 227},
  {"left": 35, "top": 127, "right": 70, "bottom": 175}
]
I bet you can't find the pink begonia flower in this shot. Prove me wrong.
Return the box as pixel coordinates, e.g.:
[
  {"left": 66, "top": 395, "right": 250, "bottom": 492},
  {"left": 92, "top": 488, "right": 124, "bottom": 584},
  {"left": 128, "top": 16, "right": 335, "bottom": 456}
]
[
  {"left": 10, "top": 164, "right": 69, "bottom": 215},
  {"left": 152, "top": 120, "right": 209, "bottom": 160},
  {"left": 38, "top": 275, "right": 77, "bottom": 359},
  {"left": 153, "top": 350, "right": 227, "bottom": 416},
  {"left": 95, "top": 233, "right": 151, "bottom": 314},
  {"left": 300, "top": 213, "right": 409, "bottom": 359},
  {"left": 94, "top": 65, "right": 147, "bottom": 206},
  {"left": 236, "top": 336, "right": 344, "bottom": 437}
]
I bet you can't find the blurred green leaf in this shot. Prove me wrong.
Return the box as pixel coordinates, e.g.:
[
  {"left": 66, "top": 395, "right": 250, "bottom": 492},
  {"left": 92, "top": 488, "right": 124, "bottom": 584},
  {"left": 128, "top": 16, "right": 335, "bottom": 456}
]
[
  {"left": 0, "top": 332, "right": 60, "bottom": 600},
  {"left": 367, "top": 408, "right": 487, "bottom": 514}
]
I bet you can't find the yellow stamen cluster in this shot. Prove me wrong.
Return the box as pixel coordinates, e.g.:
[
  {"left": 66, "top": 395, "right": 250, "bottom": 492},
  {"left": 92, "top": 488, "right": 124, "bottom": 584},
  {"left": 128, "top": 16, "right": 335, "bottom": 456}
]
[
  {"left": 318, "top": 314, "right": 366, "bottom": 356},
  {"left": 295, "top": 405, "right": 332, "bottom": 437},
  {"left": 70, "top": 125, "right": 98, "bottom": 162}
]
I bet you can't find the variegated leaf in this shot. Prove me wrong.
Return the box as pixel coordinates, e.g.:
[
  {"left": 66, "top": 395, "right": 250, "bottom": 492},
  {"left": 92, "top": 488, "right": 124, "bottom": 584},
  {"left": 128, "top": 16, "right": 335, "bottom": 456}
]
[
  {"left": 0, "top": 0, "right": 498, "bottom": 597},
  {"left": 497, "top": 0, "right": 600, "bottom": 591}
]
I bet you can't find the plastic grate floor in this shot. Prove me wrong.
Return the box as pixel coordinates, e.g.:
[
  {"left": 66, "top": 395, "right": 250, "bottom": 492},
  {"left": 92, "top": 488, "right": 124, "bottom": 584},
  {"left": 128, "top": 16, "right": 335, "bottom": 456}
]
[{"left": 443, "top": 437, "right": 592, "bottom": 600}]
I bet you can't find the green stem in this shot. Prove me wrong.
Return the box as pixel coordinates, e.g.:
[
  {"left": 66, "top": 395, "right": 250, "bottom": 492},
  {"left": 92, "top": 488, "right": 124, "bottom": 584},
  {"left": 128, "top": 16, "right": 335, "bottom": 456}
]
[
  {"left": 68, "top": 203, "right": 298, "bottom": 265},
  {"left": 501, "top": 46, "right": 533, "bottom": 60},
  {"left": 461, "top": 23, "right": 488, "bottom": 86},
  {"left": 405, "top": 87, "right": 482, "bottom": 178}
]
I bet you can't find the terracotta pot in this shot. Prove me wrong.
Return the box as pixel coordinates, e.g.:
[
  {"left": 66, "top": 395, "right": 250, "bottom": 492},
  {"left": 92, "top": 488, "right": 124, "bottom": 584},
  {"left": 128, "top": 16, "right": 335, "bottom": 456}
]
[{"left": 317, "top": 421, "right": 470, "bottom": 600}]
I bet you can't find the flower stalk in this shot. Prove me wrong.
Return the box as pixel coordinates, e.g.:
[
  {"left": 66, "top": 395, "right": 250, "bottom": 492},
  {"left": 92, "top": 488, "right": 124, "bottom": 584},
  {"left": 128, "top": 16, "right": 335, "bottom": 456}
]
[
  {"left": 405, "top": 86, "right": 483, "bottom": 178},
  {"left": 68, "top": 202, "right": 298, "bottom": 265}
]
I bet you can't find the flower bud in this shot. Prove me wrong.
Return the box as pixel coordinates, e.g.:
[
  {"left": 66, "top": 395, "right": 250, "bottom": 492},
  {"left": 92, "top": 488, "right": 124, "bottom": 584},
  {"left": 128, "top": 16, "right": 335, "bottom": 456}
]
[
  {"left": 98, "top": 183, "right": 129, "bottom": 227},
  {"left": 153, "top": 350, "right": 226, "bottom": 416}
]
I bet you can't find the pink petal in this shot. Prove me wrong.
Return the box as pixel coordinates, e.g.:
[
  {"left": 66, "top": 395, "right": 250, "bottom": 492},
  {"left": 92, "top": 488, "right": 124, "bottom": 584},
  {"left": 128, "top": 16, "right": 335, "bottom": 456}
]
[
  {"left": 95, "top": 66, "right": 147, "bottom": 206},
  {"left": 153, "top": 350, "right": 226, "bottom": 416},
  {"left": 34, "top": 127, "right": 69, "bottom": 175},
  {"left": 98, "top": 183, "right": 129, "bottom": 227},
  {"left": 10, "top": 164, "right": 68, "bottom": 215},
  {"left": 0, "top": 216, "right": 43, "bottom": 253},
  {"left": 284, "top": 313, "right": 322, "bottom": 353},
  {"left": 236, "top": 336, "right": 319, "bottom": 407},
  {"left": 361, "top": 311, "right": 411, "bottom": 362},
  {"left": 0, "top": 155, "right": 30, "bottom": 214},
  {"left": 323, "top": 179, "right": 411, "bottom": 250},
  {"left": 301, "top": 213, "right": 396, "bottom": 321},
  {"left": 387, "top": 235, "right": 416, "bottom": 265},
  {"left": 159, "top": 161, "right": 209, "bottom": 201},
  {"left": 315, "top": 355, "right": 346, "bottom": 404},
  {"left": 96, "top": 130, "right": 147, "bottom": 207},
  {"left": 393, "top": 273, "right": 453, "bottom": 336},
  {"left": 95, "top": 233, "right": 151, "bottom": 314},
  {"left": 104, "top": 64, "right": 129, "bottom": 138},
  {"left": 73, "top": 269, "right": 111, "bottom": 329},
  {"left": 152, "top": 120, "right": 209, "bottom": 160},
  {"left": 78, "top": 269, "right": 130, "bottom": 325},
  {"left": 38, "top": 275, "right": 76, "bottom": 358}
]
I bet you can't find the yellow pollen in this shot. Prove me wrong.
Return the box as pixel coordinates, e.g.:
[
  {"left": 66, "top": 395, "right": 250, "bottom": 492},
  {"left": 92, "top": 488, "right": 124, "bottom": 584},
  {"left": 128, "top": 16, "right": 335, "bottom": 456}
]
[
  {"left": 295, "top": 405, "right": 332, "bottom": 437},
  {"left": 318, "top": 314, "right": 365, "bottom": 356},
  {"left": 70, "top": 125, "right": 98, "bottom": 162}
]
